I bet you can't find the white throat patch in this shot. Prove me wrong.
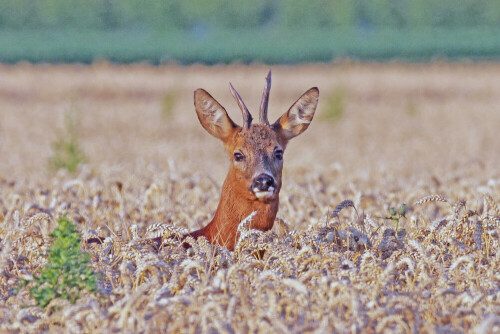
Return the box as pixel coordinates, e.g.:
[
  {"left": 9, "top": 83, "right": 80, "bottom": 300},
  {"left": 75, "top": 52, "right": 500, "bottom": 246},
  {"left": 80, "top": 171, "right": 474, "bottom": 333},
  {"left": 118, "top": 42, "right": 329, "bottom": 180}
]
[{"left": 253, "top": 186, "right": 275, "bottom": 200}]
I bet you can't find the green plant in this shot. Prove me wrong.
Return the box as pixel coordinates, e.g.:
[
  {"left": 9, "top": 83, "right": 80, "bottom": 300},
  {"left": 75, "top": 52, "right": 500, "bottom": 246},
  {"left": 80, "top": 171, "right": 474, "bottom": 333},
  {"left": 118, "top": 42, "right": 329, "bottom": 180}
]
[
  {"left": 161, "top": 91, "right": 177, "bottom": 119},
  {"left": 323, "top": 87, "right": 346, "bottom": 121},
  {"left": 406, "top": 100, "right": 419, "bottom": 116},
  {"left": 383, "top": 203, "right": 407, "bottom": 232},
  {"left": 20, "top": 217, "right": 97, "bottom": 308},
  {"left": 49, "top": 111, "right": 87, "bottom": 173}
]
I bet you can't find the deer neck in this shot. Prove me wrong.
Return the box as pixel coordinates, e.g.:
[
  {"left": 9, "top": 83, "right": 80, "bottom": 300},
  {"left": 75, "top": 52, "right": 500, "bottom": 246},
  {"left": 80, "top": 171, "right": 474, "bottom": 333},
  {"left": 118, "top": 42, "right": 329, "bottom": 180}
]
[{"left": 205, "top": 171, "right": 279, "bottom": 250}]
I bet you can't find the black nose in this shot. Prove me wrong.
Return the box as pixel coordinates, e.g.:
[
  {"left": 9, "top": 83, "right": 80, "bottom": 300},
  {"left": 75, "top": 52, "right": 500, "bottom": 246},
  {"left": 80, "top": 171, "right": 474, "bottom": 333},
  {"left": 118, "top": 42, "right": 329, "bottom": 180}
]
[{"left": 252, "top": 174, "right": 276, "bottom": 192}]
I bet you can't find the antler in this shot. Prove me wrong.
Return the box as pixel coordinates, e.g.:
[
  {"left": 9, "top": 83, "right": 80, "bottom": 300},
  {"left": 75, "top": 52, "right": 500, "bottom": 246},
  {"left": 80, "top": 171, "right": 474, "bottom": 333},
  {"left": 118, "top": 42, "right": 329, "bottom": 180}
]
[
  {"left": 259, "top": 70, "right": 271, "bottom": 125},
  {"left": 229, "top": 83, "right": 252, "bottom": 129}
]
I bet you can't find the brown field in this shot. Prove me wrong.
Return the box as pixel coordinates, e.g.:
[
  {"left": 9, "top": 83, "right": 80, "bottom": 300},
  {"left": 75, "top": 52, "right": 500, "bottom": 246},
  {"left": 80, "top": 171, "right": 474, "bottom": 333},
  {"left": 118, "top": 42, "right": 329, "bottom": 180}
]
[{"left": 0, "top": 63, "right": 499, "bottom": 333}]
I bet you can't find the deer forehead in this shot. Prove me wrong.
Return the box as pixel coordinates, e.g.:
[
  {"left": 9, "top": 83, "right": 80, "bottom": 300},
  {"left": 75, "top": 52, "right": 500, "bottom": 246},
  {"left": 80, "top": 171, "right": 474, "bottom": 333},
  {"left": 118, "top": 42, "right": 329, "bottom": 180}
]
[{"left": 233, "top": 125, "right": 282, "bottom": 152}]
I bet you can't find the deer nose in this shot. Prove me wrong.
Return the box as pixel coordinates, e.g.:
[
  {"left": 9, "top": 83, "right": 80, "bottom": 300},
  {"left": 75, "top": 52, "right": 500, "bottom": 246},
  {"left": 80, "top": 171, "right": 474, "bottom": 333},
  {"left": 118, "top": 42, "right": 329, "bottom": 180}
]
[{"left": 252, "top": 174, "right": 276, "bottom": 192}]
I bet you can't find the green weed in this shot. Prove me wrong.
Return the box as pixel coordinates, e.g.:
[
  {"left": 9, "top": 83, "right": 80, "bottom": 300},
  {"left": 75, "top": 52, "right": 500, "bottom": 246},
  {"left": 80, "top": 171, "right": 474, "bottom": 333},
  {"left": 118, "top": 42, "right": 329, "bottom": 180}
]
[
  {"left": 49, "top": 111, "right": 87, "bottom": 173},
  {"left": 406, "top": 100, "right": 419, "bottom": 116},
  {"left": 19, "top": 217, "right": 97, "bottom": 308},
  {"left": 323, "top": 87, "right": 346, "bottom": 122},
  {"left": 161, "top": 91, "right": 177, "bottom": 119},
  {"left": 383, "top": 203, "right": 407, "bottom": 232}
]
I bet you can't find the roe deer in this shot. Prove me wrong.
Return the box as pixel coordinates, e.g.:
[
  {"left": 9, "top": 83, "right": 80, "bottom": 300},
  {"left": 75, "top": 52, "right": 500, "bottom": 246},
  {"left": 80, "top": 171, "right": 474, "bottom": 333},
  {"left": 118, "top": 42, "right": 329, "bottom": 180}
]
[{"left": 187, "top": 71, "right": 319, "bottom": 251}]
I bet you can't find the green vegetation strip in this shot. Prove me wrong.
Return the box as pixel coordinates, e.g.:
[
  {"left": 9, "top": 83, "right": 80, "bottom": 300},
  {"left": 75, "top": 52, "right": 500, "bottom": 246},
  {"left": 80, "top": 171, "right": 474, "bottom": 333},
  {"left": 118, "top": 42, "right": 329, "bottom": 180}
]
[{"left": 1, "top": 28, "right": 499, "bottom": 64}]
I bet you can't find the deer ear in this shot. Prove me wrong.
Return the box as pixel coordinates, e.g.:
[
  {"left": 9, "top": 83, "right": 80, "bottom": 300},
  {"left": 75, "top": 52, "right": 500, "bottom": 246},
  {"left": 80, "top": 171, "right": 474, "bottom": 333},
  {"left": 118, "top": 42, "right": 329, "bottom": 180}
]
[
  {"left": 194, "top": 89, "right": 238, "bottom": 140},
  {"left": 274, "top": 87, "right": 319, "bottom": 140}
]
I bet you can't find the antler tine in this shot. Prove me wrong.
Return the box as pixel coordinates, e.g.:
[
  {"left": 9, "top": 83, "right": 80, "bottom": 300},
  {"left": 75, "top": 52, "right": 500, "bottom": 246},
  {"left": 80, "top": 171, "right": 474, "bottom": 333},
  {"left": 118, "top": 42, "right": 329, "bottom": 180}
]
[
  {"left": 229, "top": 82, "right": 252, "bottom": 129},
  {"left": 259, "top": 69, "right": 271, "bottom": 125}
]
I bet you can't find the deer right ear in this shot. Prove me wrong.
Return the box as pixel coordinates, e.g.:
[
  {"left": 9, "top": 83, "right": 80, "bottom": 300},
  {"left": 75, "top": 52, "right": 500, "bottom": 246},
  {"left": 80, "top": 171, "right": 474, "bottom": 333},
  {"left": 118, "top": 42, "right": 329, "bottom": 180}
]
[
  {"left": 194, "top": 89, "right": 238, "bottom": 140},
  {"left": 273, "top": 87, "right": 319, "bottom": 141}
]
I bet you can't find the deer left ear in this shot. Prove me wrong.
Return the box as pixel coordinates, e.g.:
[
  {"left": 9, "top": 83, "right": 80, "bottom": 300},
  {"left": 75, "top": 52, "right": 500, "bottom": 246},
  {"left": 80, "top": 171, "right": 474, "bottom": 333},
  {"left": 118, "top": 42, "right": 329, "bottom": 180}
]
[
  {"left": 194, "top": 89, "right": 238, "bottom": 140},
  {"left": 273, "top": 87, "right": 319, "bottom": 140}
]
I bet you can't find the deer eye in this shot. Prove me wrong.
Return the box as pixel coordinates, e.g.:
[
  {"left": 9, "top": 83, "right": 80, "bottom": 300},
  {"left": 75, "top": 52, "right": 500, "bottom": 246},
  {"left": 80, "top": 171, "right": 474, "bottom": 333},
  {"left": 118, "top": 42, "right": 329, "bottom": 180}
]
[
  {"left": 234, "top": 152, "right": 245, "bottom": 162},
  {"left": 274, "top": 149, "right": 283, "bottom": 161}
]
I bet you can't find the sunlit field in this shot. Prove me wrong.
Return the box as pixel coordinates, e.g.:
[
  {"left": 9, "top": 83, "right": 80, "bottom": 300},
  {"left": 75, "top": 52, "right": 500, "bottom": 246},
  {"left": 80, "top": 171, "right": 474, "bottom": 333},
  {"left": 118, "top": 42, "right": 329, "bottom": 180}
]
[{"left": 0, "top": 63, "right": 499, "bottom": 332}]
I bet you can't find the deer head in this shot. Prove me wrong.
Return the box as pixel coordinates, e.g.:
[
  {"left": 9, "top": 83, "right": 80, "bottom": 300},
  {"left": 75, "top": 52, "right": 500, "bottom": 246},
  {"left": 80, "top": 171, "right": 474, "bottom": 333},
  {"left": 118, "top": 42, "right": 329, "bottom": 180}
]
[{"left": 188, "top": 71, "right": 319, "bottom": 250}]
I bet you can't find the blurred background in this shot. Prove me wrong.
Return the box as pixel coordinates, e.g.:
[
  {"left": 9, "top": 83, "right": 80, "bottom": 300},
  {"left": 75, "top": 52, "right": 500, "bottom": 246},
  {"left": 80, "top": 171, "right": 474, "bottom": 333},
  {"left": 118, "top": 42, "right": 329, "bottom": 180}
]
[
  {"left": 1, "top": 0, "right": 500, "bottom": 64},
  {"left": 0, "top": 0, "right": 499, "bottom": 189}
]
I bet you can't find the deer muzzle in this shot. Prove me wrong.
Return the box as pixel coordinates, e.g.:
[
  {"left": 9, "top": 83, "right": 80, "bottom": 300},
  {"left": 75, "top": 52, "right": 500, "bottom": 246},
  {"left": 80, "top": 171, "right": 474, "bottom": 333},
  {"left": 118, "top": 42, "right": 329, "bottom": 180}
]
[{"left": 251, "top": 173, "right": 277, "bottom": 200}]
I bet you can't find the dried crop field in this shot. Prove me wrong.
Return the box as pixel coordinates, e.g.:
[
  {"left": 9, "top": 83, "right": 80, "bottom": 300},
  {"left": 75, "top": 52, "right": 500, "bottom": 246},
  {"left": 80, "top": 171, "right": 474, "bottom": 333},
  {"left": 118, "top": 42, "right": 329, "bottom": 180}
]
[{"left": 0, "top": 63, "right": 499, "bottom": 333}]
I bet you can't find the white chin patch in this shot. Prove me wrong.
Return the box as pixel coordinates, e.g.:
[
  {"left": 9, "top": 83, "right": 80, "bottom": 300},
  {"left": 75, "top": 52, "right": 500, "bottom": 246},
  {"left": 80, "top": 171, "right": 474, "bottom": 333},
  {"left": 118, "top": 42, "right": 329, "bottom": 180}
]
[{"left": 253, "top": 187, "right": 275, "bottom": 200}]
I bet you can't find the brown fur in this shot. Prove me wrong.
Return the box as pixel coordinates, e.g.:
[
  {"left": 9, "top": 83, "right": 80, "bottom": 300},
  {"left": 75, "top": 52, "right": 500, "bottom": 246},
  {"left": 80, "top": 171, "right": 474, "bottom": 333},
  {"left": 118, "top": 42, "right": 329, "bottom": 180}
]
[
  {"left": 186, "top": 78, "right": 319, "bottom": 251},
  {"left": 190, "top": 126, "right": 283, "bottom": 250}
]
